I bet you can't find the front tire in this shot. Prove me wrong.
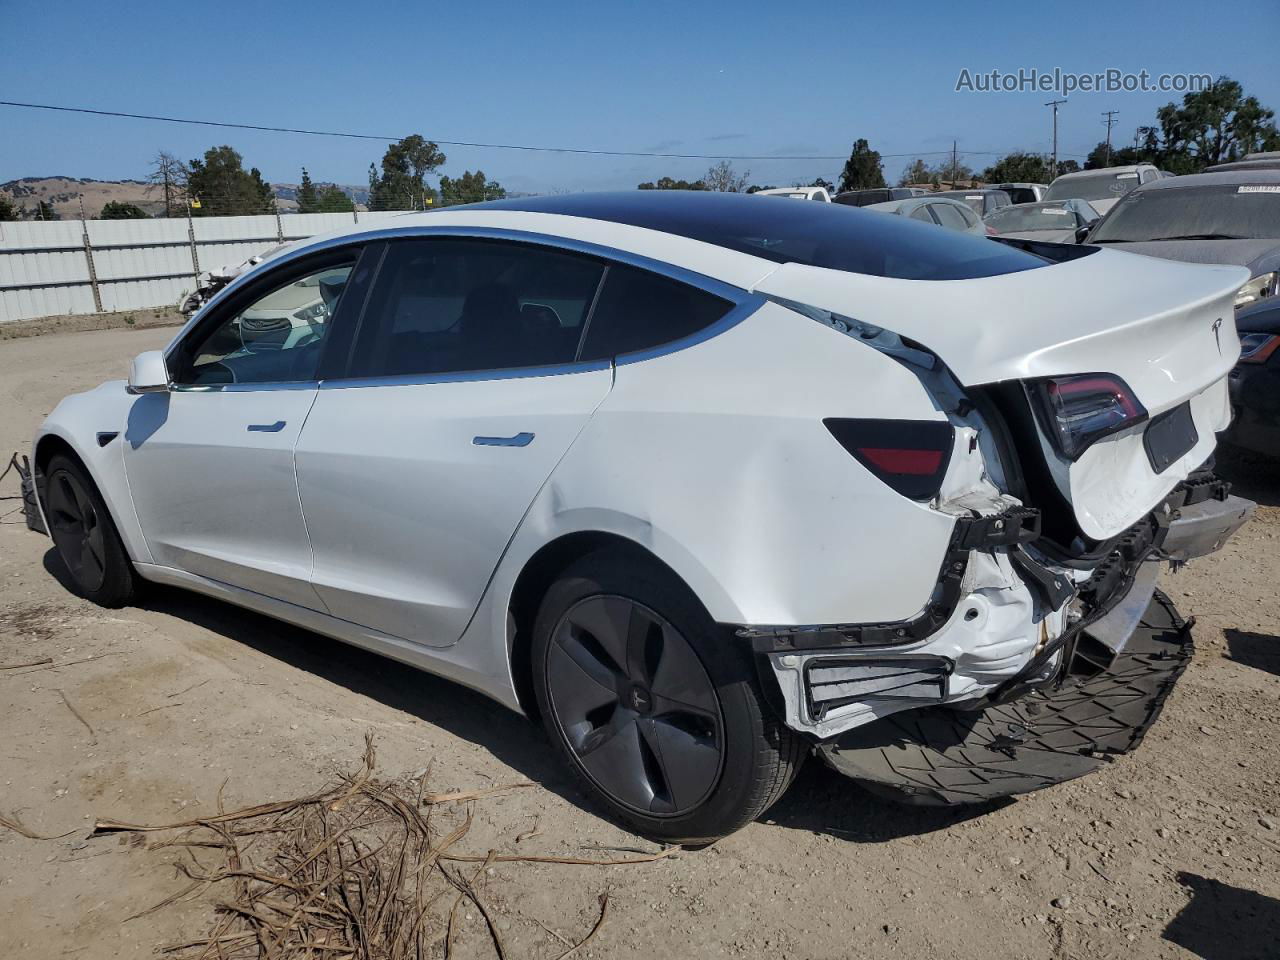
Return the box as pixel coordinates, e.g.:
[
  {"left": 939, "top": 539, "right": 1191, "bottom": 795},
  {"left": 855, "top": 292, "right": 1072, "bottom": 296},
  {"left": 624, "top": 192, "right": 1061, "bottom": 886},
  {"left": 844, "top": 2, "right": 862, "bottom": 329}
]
[
  {"left": 531, "top": 548, "right": 803, "bottom": 843},
  {"left": 44, "top": 453, "right": 136, "bottom": 608}
]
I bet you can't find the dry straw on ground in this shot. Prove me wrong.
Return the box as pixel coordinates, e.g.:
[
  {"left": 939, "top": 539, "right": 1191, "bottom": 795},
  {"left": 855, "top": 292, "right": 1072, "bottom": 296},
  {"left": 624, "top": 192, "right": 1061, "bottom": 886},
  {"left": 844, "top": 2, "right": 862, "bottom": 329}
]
[{"left": 86, "top": 734, "right": 675, "bottom": 959}]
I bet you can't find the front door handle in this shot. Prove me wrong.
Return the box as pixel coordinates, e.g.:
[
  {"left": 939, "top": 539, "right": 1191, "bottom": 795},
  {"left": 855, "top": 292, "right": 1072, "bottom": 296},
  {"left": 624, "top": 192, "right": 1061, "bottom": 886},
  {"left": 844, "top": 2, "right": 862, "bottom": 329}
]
[
  {"left": 247, "top": 420, "right": 287, "bottom": 433},
  {"left": 473, "top": 432, "right": 534, "bottom": 447}
]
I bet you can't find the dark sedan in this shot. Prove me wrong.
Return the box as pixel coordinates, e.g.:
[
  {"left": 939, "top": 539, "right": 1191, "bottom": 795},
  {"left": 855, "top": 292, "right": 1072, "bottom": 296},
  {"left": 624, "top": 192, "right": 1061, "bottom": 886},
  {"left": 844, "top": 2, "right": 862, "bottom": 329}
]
[
  {"left": 1083, "top": 169, "right": 1280, "bottom": 313},
  {"left": 1226, "top": 297, "right": 1280, "bottom": 457}
]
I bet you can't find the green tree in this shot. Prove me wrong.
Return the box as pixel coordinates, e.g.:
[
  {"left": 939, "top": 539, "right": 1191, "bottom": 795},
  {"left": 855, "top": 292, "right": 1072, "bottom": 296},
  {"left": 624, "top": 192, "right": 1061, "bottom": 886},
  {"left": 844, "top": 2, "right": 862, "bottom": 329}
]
[
  {"left": 368, "top": 135, "right": 446, "bottom": 210},
  {"left": 897, "top": 158, "right": 931, "bottom": 187},
  {"left": 31, "top": 200, "right": 59, "bottom": 220},
  {"left": 439, "top": 170, "right": 507, "bottom": 205},
  {"left": 186, "top": 146, "right": 275, "bottom": 216},
  {"left": 1057, "top": 160, "right": 1081, "bottom": 175},
  {"left": 837, "top": 139, "right": 886, "bottom": 192},
  {"left": 638, "top": 176, "right": 705, "bottom": 190},
  {"left": 0, "top": 193, "right": 17, "bottom": 221},
  {"left": 703, "top": 160, "right": 749, "bottom": 192},
  {"left": 982, "top": 152, "right": 1053, "bottom": 184},
  {"left": 296, "top": 167, "right": 319, "bottom": 213},
  {"left": 99, "top": 201, "right": 149, "bottom": 219},
  {"left": 315, "top": 185, "right": 354, "bottom": 213},
  {"left": 1155, "top": 77, "right": 1280, "bottom": 170}
]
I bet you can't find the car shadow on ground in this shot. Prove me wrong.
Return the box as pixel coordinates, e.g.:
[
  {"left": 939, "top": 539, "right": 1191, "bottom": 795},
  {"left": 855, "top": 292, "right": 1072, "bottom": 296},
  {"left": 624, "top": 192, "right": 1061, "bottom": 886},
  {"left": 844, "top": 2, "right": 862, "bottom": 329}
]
[
  {"left": 1215, "top": 447, "right": 1280, "bottom": 508},
  {"left": 764, "top": 761, "right": 1009, "bottom": 841},
  {"left": 45, "top": 548, "right": 1005, "bottom": 844},
  {"left": 1224, "top": 628, "right": 1280, "bottom": 678},
  {"left": 1163, "top": 872, "right": 1280, "bottom": 960}
]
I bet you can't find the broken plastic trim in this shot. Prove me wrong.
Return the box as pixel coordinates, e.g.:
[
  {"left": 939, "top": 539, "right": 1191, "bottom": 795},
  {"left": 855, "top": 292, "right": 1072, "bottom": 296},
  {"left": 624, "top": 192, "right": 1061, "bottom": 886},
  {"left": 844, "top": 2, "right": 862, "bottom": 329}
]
[{"left": 737, "top": 505, "right": 1043, "bottom": 652}]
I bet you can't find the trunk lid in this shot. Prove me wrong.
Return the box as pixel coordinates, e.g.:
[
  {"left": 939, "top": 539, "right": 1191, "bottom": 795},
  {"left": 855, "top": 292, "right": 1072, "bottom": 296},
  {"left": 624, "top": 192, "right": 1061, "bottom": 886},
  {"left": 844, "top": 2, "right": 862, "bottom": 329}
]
[{"left": 755, "top": 248, "right": 1249, "bottom": 540}]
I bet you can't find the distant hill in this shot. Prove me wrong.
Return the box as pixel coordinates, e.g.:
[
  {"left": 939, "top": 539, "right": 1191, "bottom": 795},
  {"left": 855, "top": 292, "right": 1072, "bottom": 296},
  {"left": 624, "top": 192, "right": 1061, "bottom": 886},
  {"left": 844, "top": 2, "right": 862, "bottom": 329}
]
[{"left": 0, "top": 176, "right": 369, "bottom": 219}]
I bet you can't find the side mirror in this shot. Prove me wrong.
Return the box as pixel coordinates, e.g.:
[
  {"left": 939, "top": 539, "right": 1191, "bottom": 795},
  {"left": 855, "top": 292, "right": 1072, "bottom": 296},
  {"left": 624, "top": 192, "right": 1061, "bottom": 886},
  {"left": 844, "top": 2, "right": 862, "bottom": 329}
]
[
  {"left": 1074, "top": 224, "right": 1092, "bottom": 244},
  {"left": 128, "top": 351, "right": 170, "bottom": 394}
]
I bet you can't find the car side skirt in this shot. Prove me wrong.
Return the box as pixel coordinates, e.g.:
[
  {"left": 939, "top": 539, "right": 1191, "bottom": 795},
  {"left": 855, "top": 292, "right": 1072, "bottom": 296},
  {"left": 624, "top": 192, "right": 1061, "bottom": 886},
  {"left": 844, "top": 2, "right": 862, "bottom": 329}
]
[{"left": 132, "top": 563, "right": 526, "bottom": 714}]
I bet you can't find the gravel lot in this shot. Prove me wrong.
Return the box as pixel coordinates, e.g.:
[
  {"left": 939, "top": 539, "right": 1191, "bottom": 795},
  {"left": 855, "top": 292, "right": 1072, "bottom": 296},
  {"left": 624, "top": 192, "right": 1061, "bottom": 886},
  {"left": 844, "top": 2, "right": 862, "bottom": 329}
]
[{"left": 1, "top": 325, "right": 1277, "bottom": 959}]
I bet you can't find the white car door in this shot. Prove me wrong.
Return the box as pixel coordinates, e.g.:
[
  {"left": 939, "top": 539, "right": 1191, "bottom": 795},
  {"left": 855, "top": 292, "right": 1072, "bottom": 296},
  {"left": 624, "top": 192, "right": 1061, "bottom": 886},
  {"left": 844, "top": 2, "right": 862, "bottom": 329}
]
[
  {"left": 124, "top": 250, "right": 365, "bottom": 609},
  {"left": 294, "top": 237, "right": 617, "bottom": 646}
]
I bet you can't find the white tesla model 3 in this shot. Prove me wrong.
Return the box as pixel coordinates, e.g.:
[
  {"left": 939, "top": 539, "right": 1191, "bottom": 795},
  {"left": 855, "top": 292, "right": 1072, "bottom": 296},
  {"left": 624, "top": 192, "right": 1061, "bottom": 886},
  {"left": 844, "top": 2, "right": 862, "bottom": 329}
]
[{"left": 28, "top": 192, "right": 1255, "bottom": 841}]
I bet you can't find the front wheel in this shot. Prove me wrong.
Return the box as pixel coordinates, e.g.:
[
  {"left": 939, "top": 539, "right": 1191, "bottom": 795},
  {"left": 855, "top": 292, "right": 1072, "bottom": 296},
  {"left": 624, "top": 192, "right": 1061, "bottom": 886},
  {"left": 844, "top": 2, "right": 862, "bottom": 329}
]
[
  {"left": 44, "top": 453, "right": 136, "bottom": 607},
  {"left": 531, "top": 548, "right": 803, "bottom": 843}
]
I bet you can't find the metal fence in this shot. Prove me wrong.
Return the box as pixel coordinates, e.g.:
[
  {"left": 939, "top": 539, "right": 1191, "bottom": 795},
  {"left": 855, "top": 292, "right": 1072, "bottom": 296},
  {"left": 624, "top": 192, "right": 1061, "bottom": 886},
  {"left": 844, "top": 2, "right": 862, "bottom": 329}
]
[{"left": 0, "top": 210, "right": 407, "bottom": 323}]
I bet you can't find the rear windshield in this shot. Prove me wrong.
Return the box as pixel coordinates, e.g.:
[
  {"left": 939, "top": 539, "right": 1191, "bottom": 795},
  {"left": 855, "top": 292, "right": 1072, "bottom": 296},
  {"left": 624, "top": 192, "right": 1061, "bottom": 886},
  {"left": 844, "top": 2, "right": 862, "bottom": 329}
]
[
  {"left": 986, "top": 203, "right": 1079, "bottom": 232},
  {"left": 477, "top": 191, "right": 1052, "bottom": 281},
  {"left": 1090, "top": 183, "right": 1280, "bottom": 242},
  {"left": 1045, "top": 172, "right": 1141, "bottom": 203}
]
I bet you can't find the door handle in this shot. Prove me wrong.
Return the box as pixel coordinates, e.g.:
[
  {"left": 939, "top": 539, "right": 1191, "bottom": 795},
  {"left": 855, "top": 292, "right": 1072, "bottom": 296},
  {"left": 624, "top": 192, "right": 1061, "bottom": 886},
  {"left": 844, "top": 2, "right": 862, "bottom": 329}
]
[
  {"left": 473, "top": 432, "right": 534, "bottom": 447},
  {"left": 247, "top": 420, "right": 287, "bottom": 433}
]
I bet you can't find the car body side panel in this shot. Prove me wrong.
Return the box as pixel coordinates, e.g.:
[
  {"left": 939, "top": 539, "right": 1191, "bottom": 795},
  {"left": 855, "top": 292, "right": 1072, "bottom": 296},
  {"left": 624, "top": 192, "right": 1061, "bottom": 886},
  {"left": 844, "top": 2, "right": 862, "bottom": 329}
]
[
  {"left": 483, "top": 301, "right": 958, "bottom": 633},
  {"left": 33, "top": 381, "right": 153, "bottom": 565},
  {"left": 296, "top": 367, "right": 615, "bottom": 647}
]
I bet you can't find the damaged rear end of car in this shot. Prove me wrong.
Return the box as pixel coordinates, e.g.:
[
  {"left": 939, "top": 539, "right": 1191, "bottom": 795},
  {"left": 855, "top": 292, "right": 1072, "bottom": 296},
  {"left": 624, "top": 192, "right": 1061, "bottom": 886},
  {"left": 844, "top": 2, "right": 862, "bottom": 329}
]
[{"left": 748, "top": 246, "right": 1256, "bottom": 805}]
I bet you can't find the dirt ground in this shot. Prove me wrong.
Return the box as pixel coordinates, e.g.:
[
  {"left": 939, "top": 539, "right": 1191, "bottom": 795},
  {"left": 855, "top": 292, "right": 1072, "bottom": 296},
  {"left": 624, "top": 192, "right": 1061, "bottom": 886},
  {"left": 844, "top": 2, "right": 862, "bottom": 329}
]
[{"left": 1, "top": 326, "right": 1277, "bottom": 960}]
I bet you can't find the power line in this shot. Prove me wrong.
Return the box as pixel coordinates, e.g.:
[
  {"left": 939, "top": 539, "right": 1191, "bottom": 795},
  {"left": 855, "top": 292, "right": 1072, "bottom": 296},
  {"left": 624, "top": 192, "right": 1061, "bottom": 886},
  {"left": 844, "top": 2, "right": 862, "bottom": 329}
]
[{"left": 0, "top": 99, "right": 1089, "bottom": 162}]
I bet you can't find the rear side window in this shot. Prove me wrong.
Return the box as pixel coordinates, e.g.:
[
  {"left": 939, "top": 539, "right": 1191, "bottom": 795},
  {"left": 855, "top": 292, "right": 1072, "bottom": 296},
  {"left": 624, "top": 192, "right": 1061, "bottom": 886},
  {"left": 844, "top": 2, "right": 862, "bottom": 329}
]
[
  {"left": 346, "top": 238, "right": 605, "bottom": 378},
  {"left": 909, "top": 205, "right": 936, "bottom": 223},
  {"left": 578, "top": 263, "right": 733, "bottom": 361},
  {"left": 931, "top": 203, "right": 971, "bottom": 232}
]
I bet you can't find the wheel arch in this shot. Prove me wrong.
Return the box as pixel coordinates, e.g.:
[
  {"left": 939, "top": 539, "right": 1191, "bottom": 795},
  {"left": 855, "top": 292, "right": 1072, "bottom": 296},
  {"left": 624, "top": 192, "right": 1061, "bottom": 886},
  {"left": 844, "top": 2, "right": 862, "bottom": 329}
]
[
  {"left": 506, "top": 530, "right": 707, "bottom": 720},
  {"left": 32, "top": 425, "right": 152, "bottom": 564}
]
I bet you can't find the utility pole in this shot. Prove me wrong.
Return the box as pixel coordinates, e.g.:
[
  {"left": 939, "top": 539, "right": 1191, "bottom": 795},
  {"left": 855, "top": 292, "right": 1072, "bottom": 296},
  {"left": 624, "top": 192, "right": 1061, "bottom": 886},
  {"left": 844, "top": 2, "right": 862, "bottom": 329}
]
[
  {"left": 1102, "top": 110, "right": 1119, "bottom": 167},
  {"left": 1045, "top": 98, "right": 1067, "bottom": 180},
  {"left": 950, "top": 139, "right": 958, "bottom": 188}
]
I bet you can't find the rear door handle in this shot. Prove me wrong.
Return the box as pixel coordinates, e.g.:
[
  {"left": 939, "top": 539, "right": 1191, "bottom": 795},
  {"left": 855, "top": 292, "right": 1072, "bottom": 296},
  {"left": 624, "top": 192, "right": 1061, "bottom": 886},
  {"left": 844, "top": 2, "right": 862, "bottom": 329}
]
[
  {"left": 473, "top": 432, "right": 534, "bottom": 447},
  {"left": 247, "top": 420, "right": 287, "bottom": 433}
]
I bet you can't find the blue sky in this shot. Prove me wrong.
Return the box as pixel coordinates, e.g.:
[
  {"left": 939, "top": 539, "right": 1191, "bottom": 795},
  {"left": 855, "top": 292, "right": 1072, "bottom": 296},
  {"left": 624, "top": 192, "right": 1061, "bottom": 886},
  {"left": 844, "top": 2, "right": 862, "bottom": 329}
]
[{"left": 2, "top": 0, "right": 1277, "bottom": 193}]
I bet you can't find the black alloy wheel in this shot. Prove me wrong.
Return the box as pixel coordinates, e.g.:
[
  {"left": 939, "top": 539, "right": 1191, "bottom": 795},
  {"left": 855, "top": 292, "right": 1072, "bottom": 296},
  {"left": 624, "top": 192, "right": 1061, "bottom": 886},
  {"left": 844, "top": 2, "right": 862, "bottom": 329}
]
[
  {"left": 546, "top": 594, "right": 724, "bottom": 817},
  {"left": 531, "top": 548, "right": 804, "bottom": 842},
  {"left": 43, "top": 454, "right": 135, "bottom": 607},
  {"left": 47, "top": 468, "right": 109, "bottom": 593}
]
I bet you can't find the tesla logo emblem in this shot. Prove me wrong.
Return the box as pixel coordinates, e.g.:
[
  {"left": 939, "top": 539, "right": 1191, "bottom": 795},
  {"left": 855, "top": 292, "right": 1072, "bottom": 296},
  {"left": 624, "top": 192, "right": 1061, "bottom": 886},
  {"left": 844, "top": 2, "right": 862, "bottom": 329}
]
[{"left": 1212, "top": 318, "right": 1223, "bottom": 355}]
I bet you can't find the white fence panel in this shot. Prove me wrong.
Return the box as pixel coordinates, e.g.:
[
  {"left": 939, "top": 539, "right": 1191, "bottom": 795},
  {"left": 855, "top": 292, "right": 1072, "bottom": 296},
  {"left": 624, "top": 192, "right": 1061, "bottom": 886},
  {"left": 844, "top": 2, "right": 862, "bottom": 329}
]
[{"left": 0, "top": 208, "right": 450, "bottom": 323}]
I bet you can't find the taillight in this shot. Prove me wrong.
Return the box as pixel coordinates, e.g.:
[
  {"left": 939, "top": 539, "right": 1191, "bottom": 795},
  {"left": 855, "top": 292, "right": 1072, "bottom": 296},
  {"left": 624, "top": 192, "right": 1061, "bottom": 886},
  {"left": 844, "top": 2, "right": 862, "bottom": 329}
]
[
  {"left": 823, "top": 418, "right": 954, "bottom": 501},
  {"left": 1239, "top": 333, "right": 1280, "bottom": 365},
  {"left": 1029, "top": 373, "right": 1148, "bottom": 461}
]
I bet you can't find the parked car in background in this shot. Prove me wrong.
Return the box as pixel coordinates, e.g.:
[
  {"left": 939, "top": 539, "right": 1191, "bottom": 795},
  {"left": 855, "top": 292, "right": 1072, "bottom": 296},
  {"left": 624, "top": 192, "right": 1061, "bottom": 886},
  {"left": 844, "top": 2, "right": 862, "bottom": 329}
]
[
  {"left": 1045, "top": 164, "right": 1161, "bottom": 214},
  {"left": 1225, "top": 297, "right": 1280, "bottom": 457},
  {"left": 864, "top": 196, "right": 987, "bottom": 234},
  {"left": 990, "top": 182, "right": 1049, "bottom": 204},
  {"left": 28, "top": 191, "right": 1254, "bottom": 840},
  {"left": 983, "top": 199, "right": 1099, "bottom": 243},
  {"left": 1206, "top": 151, "right": 1280, "bottom": 174},
  {"left": 933, "top": 188, "right": 1012, "bottom": 218},
  {"left": 1083, "top": 169, "right": 1280, "bottom": 313},
  {"left": 754, "top": 186, "right": 831, "bottom": 202},
  {"left": 832, "top": 187, "right": 927, "bottom": 207}
]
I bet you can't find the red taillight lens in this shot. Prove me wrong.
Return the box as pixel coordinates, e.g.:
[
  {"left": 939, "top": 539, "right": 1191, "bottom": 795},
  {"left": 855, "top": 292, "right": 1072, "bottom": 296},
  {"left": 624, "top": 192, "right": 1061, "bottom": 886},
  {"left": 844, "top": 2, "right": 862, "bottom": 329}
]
[
  {"left": 1031, "top": 373, "right": 1148, "bottom": 460},
  {"left": 823, "top": 419, "right": 954, "bottom": 501}
]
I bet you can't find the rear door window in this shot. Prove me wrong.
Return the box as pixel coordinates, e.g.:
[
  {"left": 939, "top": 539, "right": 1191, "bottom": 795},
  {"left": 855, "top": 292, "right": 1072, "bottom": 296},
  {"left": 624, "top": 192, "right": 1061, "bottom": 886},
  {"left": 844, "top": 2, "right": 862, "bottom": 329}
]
[
  {"left": 578, "top": 263, "right": 733, "bottom": 361},
  {"left": 930, "top": 203, "right": 970, "bottom": 232},
  {"left": 345, "top": 238, "right": 606, "bottom": 378}
]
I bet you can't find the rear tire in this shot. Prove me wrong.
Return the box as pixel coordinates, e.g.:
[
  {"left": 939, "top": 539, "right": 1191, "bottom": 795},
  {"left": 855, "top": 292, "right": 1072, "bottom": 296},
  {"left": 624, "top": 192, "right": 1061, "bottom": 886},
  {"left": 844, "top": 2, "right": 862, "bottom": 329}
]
[
  {"left": 531, "top": 547, "right": 804, "bottom": 843},
  {"left": 44, "top": 454, "right": 136, "bottom": 608}
]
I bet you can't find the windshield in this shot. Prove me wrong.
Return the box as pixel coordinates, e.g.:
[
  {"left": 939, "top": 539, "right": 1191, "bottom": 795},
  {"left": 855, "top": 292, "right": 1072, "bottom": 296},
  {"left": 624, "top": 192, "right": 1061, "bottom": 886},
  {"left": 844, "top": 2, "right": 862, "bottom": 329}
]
[
  {"left": 1045, "top": 172, "right": 1140, "bottom": 202},
  {"left": 1090, "top": 184, "right": 1280, "bottom": 242},
  {"left": 985, "top": 203, "right": 1078, "bottom": 232}
]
